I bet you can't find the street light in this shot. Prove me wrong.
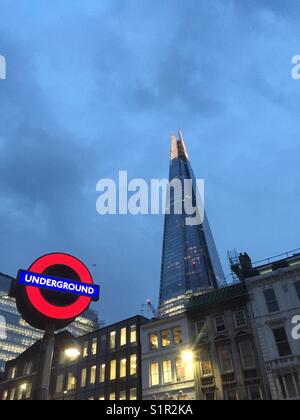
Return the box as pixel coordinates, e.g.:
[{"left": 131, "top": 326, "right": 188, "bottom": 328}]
[{"left": 181, "top": 350, "right": 194, "bottom": 364}]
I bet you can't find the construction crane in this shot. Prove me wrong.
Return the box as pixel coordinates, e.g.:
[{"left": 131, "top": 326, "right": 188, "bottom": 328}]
[{"left": 146, "top": 299, "right": 160, "bottom": 320}]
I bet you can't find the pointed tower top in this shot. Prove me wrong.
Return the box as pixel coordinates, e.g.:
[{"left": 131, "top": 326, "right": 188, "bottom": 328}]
[{"left": 177, "top": 129, "right": 189, "bottom": 160}]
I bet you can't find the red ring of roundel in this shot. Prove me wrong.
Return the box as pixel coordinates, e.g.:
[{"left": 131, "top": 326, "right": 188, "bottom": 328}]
[{"left": 26, "top": 253, "right": 93, "bottom": 320}]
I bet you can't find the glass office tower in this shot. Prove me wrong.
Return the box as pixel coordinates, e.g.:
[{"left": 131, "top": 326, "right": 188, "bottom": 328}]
[
  {"left": 0, "top": 273, "right": 99, "bottom": 372},
  {"left": 159, "top": 131, "right": 225, "bottom": 317}
]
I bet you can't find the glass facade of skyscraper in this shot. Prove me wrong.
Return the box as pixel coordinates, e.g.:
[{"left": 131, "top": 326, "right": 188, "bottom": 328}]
[
  {"left": 159, "top": 131, "right": 225, "bottom": 317},
  {"left": 0, "top": 272, "right": 99, "bottom": 372}
]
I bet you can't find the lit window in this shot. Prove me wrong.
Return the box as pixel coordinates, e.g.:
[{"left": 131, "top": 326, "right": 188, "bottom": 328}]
[
  {"left": 120, "top": 327, "right": 127, "bottom": 346},
  {"left": 81, "top": 368, "right": 87, "bottom": 388},
  {"left": 2, "top": 390, "right": 8, "bottom": 400},
  {"left": 175, "top": 357, "right": 185, "bottom": 382},
  {"left": 25, "top": 383, "right": 32, "bottom": 399},
  {"left": 130, "top": 354, "right": 137, "bottom": 376},
  {"left": 110, "top": 331, "right": 116, "bottom": 350},
  {"left": 264, "top": 289, "right": 279, "bottom": 313},
  {"left": 119, "top": 390, "right": 126, "bottom": 400},
  {"left": 130, "top": 388, "right": 137, "bottom": 400},
  {"left": 83, "top": 342, "right": 89, "bottom": 358},
  {"left": 163, "top": 360, "right": 172, "bottom": 384},
  {"left": 109, "top": 393, "right": 116, "bottom": 400},
  {"left": 150, "top": 362, "right": 160, "bottom": 387},
  {"left": 273, "top": 327, "right": 292, "bottom": 357},
  {"left": 91, "top": 338, "right": 97, "bottom": 356},
  {"left": 239, "top": 342, "right": 256, "bottom": 369},
  {"left": 8, "top": 367, "right": 17, "bottom": 380},
  {"left": 110, "top": 360, "right": 117, "bottom": 380},
  {"left": 218, "top": 344, "right": 233, "bottom": 374},
  {"left": 9, "top": 388, "right": 16, "bottom": 401},
  {"left": 149, "top": 333, "right": 159, "bottom": 350},
  {"left": 120, "top": 358, "right": 127, "bottom": 378},
  {"left": 99, "top": 363, "right": 106, "bottom": 383},
  {"left": 23, "top": 361, "right": 33, "bottom": 376},
  {"left": 161, "top": 330, "right": 171, "bottom": 348},
  {"left": 215, "top": 315, "right": 226, "bottom": 333},
  {"left": 99, "top": 395, "right": 105, "bottom": 400},
  {"left": 56, "top": 374, "right": 64, "bottom": 393},
  {"left": 173, "top": 327, "right": 182, "bottom": 345},
  {"left": 90, "top": 365, "right": 97, "bottom": 385},
  {"left": 195, "top": 320, "right": 207, "bottom": 338},
  {"left": 200, "top": 348, "right": 213, "bottom": 377},
  {"left": 130, "top": 325, "right": 137, "bottom": 343},
  {"left": 67, "top": 372, "right": 76, "bottom": 391},
  {"left": 234, "top": 311, "right": 247, "bottom": 328}
]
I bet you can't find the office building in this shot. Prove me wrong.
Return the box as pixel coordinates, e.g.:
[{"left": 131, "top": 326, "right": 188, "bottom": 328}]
[
  {"left": 186, "top": 283, "right": 269, "bottom": 400},
  {"left": 0, "top": 315, "right": 149, "bottom": 400},
  {"left": 159, "top": 131, "right": 224, "bottom": 317},
  {"left": 232, "top": 251, "right": 300, "bottom": 400},
  {"left": 141, "top": 314, "right": 196, "bottom": 400}
]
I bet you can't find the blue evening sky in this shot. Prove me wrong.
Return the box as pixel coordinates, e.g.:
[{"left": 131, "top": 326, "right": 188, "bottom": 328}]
[{"left": 0, "top": 0, "right": 299, "bottom": 324}]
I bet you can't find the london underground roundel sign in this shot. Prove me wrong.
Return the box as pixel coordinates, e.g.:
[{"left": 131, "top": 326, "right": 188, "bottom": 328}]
[{"left": 13, "top": 253, "right": 100, "bottom": 331}]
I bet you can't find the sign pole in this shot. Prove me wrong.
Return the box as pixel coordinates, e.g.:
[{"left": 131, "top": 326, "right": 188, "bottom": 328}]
[{"left": 34, "top": 323, "right": 55, "bottom": 401}]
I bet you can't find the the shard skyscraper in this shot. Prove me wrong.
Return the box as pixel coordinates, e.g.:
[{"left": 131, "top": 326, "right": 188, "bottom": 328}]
[{"left": 159, "top": 130, "right": 225, "bottom": 317}]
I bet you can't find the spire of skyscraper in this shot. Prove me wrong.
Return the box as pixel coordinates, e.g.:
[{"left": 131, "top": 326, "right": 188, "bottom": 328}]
[{"left": 159, "top": 131, "right": 225, "bottom": 317}]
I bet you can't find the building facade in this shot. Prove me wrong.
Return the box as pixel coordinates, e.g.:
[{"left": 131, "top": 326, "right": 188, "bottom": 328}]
[
  {"left": 186, "top": 283, "right": 269, "bottom": 400},
  {"left": 159, "top": 131, "right": 224, "bottom": 317},
  {"left": 141, "top": 314, "right": 196, "bottom": 400},
  {"left": 0, "top": 316, "right": 149, "bottom": 401},
  {"left": 0, "top": 272, "right": 99, "bottom": 372},
  {"left": 237, "top": 252, "right": 300, "bottom": 400}
]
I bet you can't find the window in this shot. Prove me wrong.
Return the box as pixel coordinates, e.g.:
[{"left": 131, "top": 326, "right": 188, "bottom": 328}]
[
  {"left": 130, "top": 325, "right": 137, "bottom": 343},
  {"left": 264, "top": 289, "right": 279, "bottom": 313},
  {"left": 200, "top": 348, "right": 213, "bottom": 377},
  {"left": 163, "top": 360, "right": 172, "bottom": 384},
  {"left": 195, "top": 320, "right": 207, "bottom": 338},
  {"left": 130, "top": 354, "right": 137, "bottom": 376},
  {"left": 119, "top": 390, "right": 126, "bottom": 400},
  {"left": 23, "top": 361, "right": 33, "bottom": 375},
  {"left": 90, "top": 365, "right": 97, "bottom": 385},
  {"left": 239, "top": 341, "right": 256, "bottom": 369},
  {"left": 110, "top": 360, "right": 117, "bottom": 380},
  {"left": 273, "top": 327, "right": 292, "bottom": 357},
  {"left": 8, "top": 367, "right": 16, "bottom": 380},
  {"left": 150, "top": 362, "right": 160, "bottom": 386},
  {"left": 120, "top": 358, "right": 127, "bottom": 378},
  {"left": 110, "top": 331, "right": 116, "bottom": 350},
  {"left": 248, "top": 385, "right": 262, "bottom": 400},
  {"left": 149, "top": 333, "right": 159, "bottom": 350},
  {"left": 173, "top": 326, "right": 182, "bottom": 345},
  {"left": 215, "top": 315, "right": 226, "bottom": 333},
  {"left": 2, "top": 390, "right": 8, "bottom": 400},
  {"left": 56, "top": 374, "right": 64, "bottom": 393},
  {"left": 278, "top": 373, "right": 300, "bottom": 399},
  {"left": 25, "top": 383, "right": 32, "bottom": 399},
  {"left": 83, "top": 342, "right": 89, "bottom": 358},
  {"left": 99, "top": 363, "right": 106, "bottom": 383},
  {"left": 234, "top": 310, "right": 247, "bottom": 328},
  {"left": 91, "top": 338, "right": 97, "bottom": 356},
  {"left": 99, "top": 395, "right": 105, "bottom": 400},
  {"left": 9, "top": 388, "right": 16, "bottom": 401},
  {"left": 175, "top": 357, "right": 185, "bottom": 382},
  {"left": 109, "top": 393, "right": 116, "bottom": 400},
  {"left": 218, "top": 344, "right": 233, "bottom": 373},
  {"left": 225, "top": 389, "right": 238, "bottom": 400},
  {"left": 204, "top": 391, "right": 215, "bottom": 400},
  {"left": 120, "top": 327, "right": 127, "bottom": 346},
  {"left": 80, "top": 368, "right": 87, "bottom": 388},
  {"left": 130, "top": 388, "right": 137, "bottom": 400},
  {"left": 100, "top": 334, "right": 107, "bottom": 352},
  {"left": 161, "top": 330, "right": 171, "bottom": 348},
  {"left": 294, "top": 281, "right": 300, "bottom": 301},
  {"left": 67, "top": 372, "right": 76, "bottom": 391}
]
